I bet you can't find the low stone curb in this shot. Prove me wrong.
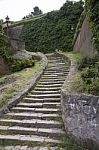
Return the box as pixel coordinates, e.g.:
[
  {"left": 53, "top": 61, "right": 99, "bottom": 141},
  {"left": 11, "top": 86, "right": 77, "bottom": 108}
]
[
  {"left": 0, "top": 52, "right": 48, "bottom": 115},
  {"left": 60, "top": 54, "right": 99, "bottom": 150}
]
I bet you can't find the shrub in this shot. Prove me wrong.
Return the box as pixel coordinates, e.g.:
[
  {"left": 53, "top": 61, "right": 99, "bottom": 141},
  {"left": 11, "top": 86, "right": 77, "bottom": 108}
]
[
  {"left": 10, "top": 58, "right": 35, "bottom": 72},
  {"left": 79, "top": 55, "right": 99, "bottom": 95}
]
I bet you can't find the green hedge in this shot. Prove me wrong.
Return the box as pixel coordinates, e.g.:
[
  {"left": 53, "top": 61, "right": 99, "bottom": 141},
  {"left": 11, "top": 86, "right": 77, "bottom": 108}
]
[{"left": 21, "top": 1, "right": 84, "bottom": 53}]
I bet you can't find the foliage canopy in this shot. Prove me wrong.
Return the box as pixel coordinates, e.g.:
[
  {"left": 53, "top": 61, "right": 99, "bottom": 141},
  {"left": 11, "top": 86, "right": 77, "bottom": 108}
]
[{"left": 21, "top": 0, "right": 84, "bottom": 53}]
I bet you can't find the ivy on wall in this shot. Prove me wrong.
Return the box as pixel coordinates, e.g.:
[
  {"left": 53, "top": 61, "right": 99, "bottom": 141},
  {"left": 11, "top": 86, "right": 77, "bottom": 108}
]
[
  {"left": 0, "top": 21, "right": 13, "bottom": 63},
  {"left": 85, "top": 0, "right": 99, "bottom": 52},
  {"left": 21, "top": 0, "right": 84, "bottom": 53}
]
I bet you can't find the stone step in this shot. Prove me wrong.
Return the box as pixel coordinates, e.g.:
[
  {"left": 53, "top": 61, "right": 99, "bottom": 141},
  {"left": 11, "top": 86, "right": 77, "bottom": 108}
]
[
  {"left": 31, "top": 90, "right": 60, "bottom": 95},
  {"left": 48, "top": 62, "right": 65, "bottom": 65},
  {"left": 4, "top": 112, "right": 61, "bottom": 120},
  {"left": 48, "top": 57, "right": 63, "bottom": 60},
  {"left": 46, "top": 68, "right": 67, "bottom": 71},
  {"left": 38, "top": 81, "right": 64, "bottom": 85},
  {"left": 0, "top": 119, "right": 62, "bottom": 128},
  {"left": 44, "top": 69, "right": 69, "bottom": 75},
  {"left": 17, "top": 102, "right": 61, "bottom": 108},
  {"left": 0, "top": 134, "right": 64, "bottom": 146},
  {"left": 40, "top": 78, "right": 65, "bottom": 82},
  {"left": 47, "top": 66, "right": 66, "bottom": 69},
  {"left": 28, "top": 93, "right": 60, "bottom": 98},
  {"left": 36, "top": 84, "right": 62, "bottom": 88},
  {"left": 17, "top": 102, "right": 43, "bottom": 108},
  {"left": 11, "top": 107, "right": 61, "bottom": 114},
  {"left": 34, "top": 87, "right": 61, "bottom": 91},
  {"left": 0, "top": 125, "right": 65, "bottom": 138},
  {"left": 23, "top": 97, "right": 60, "bottom": 103},
  {"left": 43, "top": 73, "right": 68, "bottom": 77},
  {"left": 0, "top": 146, "right": 65, "bottom": 150},
  {"left": 41, "top": 77, "right": 66, "bottom": 81},
  {"left": 41, "top": 74, "right": 66, "bottom": 80}
]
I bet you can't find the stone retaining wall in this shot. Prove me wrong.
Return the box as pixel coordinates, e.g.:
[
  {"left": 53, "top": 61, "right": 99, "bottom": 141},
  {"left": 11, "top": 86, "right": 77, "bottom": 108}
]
[
  {"left": 73, "top": 17, "right": 96, "bottom": 56},
  {"left": 61, "top": 55, "right": 99, "bottom": 150}
]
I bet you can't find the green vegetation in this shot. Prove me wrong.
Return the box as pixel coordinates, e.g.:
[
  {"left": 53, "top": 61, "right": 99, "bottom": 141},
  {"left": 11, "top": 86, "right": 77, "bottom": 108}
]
[
  {"left": 64, "top": 51, "right": 82, "bottom": 62},
  {"left": 21, "top": 0, "right": 84, "bottom": 53},
  {"left": 78, "top": 56, "right": 99, "bottom": 95},
  {"left": 63, "top": 51, "right": 99, "bottom": 96},
  {"left": 10, "top": 14, "right": 46, "bottom": 27},
  {"left": 76, "top": 0, "right": 99, "bottom": 95},
  {"left": 73, "top": 10, "right": 86, "bottom": 46},
  {"left": 0, "top": 60, "right": 41, "bottom": 108},
  {"left": 85, "top": 0, "right": 99, "bottom": 52},
  {"left": 66, "top": 0, "right": 99, "bottom": 96},
  {"left": 10, "top": 58, "right": 35, "bottom": 72},
  {"left": 0, "top": 20, "right": 13, "bottom": 62}
]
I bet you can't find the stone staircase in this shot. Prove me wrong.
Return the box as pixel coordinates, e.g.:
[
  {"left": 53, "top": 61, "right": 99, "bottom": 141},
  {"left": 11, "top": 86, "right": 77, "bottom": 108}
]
[{"left": 0, "top": 54, "right": 69, "bottom": 150}]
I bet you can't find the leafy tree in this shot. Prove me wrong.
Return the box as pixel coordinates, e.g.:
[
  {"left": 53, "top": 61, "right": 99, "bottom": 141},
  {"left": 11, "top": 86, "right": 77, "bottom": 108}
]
[{"left": 32, "top": 6, "right": 43, "bottom": 16}]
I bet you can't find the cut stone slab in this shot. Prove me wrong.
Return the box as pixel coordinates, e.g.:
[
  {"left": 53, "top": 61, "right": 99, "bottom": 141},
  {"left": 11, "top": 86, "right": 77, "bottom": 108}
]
[
  {"left": 28, "top": 94, "right": 60, "bottom": 98},
  {"left": 11, "top": 107, "right": 61, "bottom": 114},
  {"left": 17, "top": 102, "right": 43, "bottom": 108},
  {"left": 38, "top": 81, "right": 64, "bottom": 85},
  {"left": 34, "top": 87, "right": 61, "bottom": 90},
  {"left": 0, "top": 119, "right": 62, "bottom": 128},
  {"left": 31, "top": 90, "right": 60, "bottom": 95},
  {"left": 23, "top": 97, "right": 61, "bottom": 103},
  {"left": 36, "top": 84, "right": 62, "bottom": 87},
  {"left": 4, "top": 112, "right": 60, "bottom": 120},
  {"left": 0, "top": 135, "right": 63, "bottom": 146}
]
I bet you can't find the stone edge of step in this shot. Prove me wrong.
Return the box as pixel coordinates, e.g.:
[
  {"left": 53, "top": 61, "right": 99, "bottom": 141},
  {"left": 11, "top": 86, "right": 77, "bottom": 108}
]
[{"left": 0, "top": 53, "right": 48, "bottom": 115}]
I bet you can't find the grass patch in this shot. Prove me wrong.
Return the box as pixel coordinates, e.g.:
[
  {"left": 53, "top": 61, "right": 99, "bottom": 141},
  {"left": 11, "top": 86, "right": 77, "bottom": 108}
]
[
  {"left": 60, "top": 51, "right": 84, "bottom": 93},
  {"left": 0, "top": 61, "right": 42, "bottom": 109},
  {"left": 63, "top": 51, "right": 83, "bottom": 62},
  {"left": 63, "top": 71, "right": 84, "bottom": 94}
]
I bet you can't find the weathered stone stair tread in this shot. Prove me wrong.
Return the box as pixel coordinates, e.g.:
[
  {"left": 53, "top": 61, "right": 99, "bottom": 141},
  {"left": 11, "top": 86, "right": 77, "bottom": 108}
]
[
  {"left": 28, "top": 94, "right": 60, "bottom": 98},
  {"left": 0, "top": 125, "right": 65, "bottom": 137},
  {"left": 0, "top": 146, "right": 64, "bottom": 150},
  {"left": 0, "top": 134, "right": 63, "bottom": 145},
  {"left": 43, "top": 74, "right": 64, "bottom": 76},
  {"left": 38, "top": 81, "right": 64, "bottom": 85},
  {"left": 23, "top": 97, "right": 60, "bottom": 103},
  {"left": 41, "top": 76, "right": 66, "bottom": 79},
  {"left": 12, "top": 107, "right": 60, "bottom": 113},
  {"left": 17, "top": 102, "right": 60, "bottom": 107},
  {"left": 17, "top": 102, "right": 43, "bottom": 108},
  {"left": 49, "top": 61, "right": 65, "bottom": 66},
  {"left": 34, "top": 87, "right": 61, "bottom": 91},
  {"left": 31, "top": 90, "right": 60, "bottom": 94},
  {"left": 36, "top": 84, "right": 62, "bottom": 87},
  {"left": 44, "top": 72, "right": 68, "bottom": 75},
  {"left": 0, "top": 119, "right": 62, "bottom": 128},
  {"left": 4, "top": 112, "right": 60, "bottom": 119},
  {"left": 40, "top": 78, "right": 65, "bottom": 81}
]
